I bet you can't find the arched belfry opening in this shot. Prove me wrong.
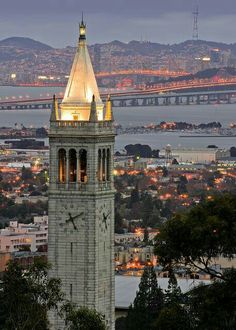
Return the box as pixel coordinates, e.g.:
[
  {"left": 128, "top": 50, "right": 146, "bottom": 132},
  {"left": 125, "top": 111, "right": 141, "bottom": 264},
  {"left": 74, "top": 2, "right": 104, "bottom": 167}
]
[
  {"left": 69, "top": 149, "right": 77, "bottom": 182},
  {"left": 98, "top": 149, "right": 102, "bottom": 181},
  {"left": 79, "top": 149, "right": 87, "bottom": 182},
  {"left": 58, "top": 148, "right": 66, "bottom": 183},
  {"left": 98, "top": 148, "right": 111, "bottom": 182},
  {"left": 102, "top": 149, "right": 106, "bottom": 181}
]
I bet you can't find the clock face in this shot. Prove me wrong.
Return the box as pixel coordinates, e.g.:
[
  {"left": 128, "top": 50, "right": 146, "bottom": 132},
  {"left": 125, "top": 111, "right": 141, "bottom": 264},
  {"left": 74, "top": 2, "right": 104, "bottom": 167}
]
[
  {"left": 99, "top": 202, "right": 111, "bottom": 233},
  {"left": 59, "top": 202, "right": 84, "bottom": 232}
]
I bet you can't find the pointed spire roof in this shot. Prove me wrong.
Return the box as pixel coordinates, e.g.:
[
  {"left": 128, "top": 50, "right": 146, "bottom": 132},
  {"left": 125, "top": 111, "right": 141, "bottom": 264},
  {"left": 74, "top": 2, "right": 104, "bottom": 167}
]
[
  {"left": 89, "top": 95, "right": 98, "bottom": 122},
  {"left": 62, "top": 20, "right": 102, "bottom": 106},
  {"left": 50, "top": 95, "right": 59, "bottom": 121}
]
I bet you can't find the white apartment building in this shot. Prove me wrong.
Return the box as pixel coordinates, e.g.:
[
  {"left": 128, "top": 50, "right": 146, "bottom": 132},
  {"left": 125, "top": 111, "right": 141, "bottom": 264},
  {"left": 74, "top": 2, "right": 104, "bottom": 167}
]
[
  {"left": 0, "top": 215, "right": 48, "bottom": 253},
  {"left": 160, "top": 147, "right": 230, "bottom": 164}
]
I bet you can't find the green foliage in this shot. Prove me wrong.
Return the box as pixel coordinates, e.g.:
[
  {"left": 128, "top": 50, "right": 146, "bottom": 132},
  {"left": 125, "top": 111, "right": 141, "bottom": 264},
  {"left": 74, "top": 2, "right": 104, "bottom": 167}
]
[
  {"left": 143, "top": 226, "right": 149, "bottom": 244},
  {"left": 130, "top": 188, "right": 140, "bottom": 207},
  {"left": 125, "top": 144, "right": 152, "bottom": 158},
  {"left": 0, "top": 200, "right": 48, "bottom": 219},
  {"left": 115, "top": 316, "right": 127, "bottom": 330},
  {"left": 0, "top": 259, "right": 63, "bottom": 330},
  {"left": 115, "top": 211, "right": 124, "bottom": 233},
  {"left": 176, "top": 182, "right": 187, "bottom": 195},
  {"left": 155, "top": 194, "right": 236, "bottom": 280},
  {"left": 126, "top": 266, "right": 164, "bottom": 330},
  {"left": 141, "top": 193, "right": 154, "bottom": 226},
  {"left": 152, "top": 194, "right": 236, "bottom": 329},
  {"left": 21, "top": 166, "right": 33, "bottom": 181},
  {"left": 187, "top": 269, "right": 236, "bottom": 330},
  {"left": 162, "top": 167, "right": 168, "bottom": 177},
  {"left": 154, "top": 304, "right": 192, "bottom": 330},
  {"left": 61, "top": 302, "right": 106, "bottom": 330},
  {"left": 164, "top": 271, "right": 183, "bottom": 307}
]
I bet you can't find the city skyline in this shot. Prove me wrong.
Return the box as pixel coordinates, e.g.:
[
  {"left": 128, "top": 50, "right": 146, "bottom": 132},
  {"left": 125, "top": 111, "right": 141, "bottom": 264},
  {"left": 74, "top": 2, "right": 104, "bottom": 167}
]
[{"left": 1, "top": 0, "right": 236, "bottom": 47}]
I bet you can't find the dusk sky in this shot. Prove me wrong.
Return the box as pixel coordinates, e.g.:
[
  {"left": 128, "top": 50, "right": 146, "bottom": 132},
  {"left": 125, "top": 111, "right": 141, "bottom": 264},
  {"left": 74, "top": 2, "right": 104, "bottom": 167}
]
[{"left": 1, "top": 0, "right": 236, "bottom": 47}]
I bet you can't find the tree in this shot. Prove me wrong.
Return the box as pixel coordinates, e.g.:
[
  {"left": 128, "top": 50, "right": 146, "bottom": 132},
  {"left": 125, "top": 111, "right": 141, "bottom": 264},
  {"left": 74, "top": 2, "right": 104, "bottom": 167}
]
[
  {"left": 141, "top": 193, "right": 154, "bottom": 226},
  {"left": 0, "top": 259, "right": 63, "bottom": 330},
  {"left": 130, "top": 188, "right": 140, "bottom": 207},
  {"left": 154, "top": 194, "right": 236, "bottom": 328},
  {"left": 0, "top": 260, "right": 108, "bottom": 330},
  {"left": 126, "top": 266, "right": 164, "bottom": 330},
  {"left": 143, "top": 226, "right": 149, "bottom": 245},
  {"left": 162, "top": 167, "right": 168, "bottom": 177},
  {"left": 187, "top": 269, "right": 236, "bottom": 330},
  {"left": 154, "top": 304, "right": 192, "bottom": 330},
  {"left": 155, "top": 194, "right": 236, "bottom": 281},
  {"left": 21, "top": 166, "right": 33, "bottom": 181},
  {"left": 164, "top": 270, "right": 182, "bottom": 307},
  {"left": 61, "top": 302, "right": 106, "bottom": 330},
  {"left": 177, "top": 182, "right": 187, "bottom": 195},
  {"left": 230, "top": 146, "right": 236, "bottom": 157},
  {"left": 115, "top": 211, "right": 124, "bottom": 233}
]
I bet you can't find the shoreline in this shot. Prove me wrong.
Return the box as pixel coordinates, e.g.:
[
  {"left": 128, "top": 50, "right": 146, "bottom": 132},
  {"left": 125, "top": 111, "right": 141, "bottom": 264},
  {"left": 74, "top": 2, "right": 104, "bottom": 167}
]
[{"left": 180, "top": 135, "right": 236, "bottom": 138}]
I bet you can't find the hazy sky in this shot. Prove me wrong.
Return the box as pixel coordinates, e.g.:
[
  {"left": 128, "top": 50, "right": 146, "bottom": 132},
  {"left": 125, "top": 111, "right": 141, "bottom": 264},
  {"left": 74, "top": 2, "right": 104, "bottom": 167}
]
[{"left": 1, "top": 0, "right": 236, "bottom": 47}]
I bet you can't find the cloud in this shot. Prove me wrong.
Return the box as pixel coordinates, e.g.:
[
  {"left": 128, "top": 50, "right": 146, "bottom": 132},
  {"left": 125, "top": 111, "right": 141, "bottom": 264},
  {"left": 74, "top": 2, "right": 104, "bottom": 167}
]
[{"left": 0, "top": 1, "right": 236, "bottom": 46}]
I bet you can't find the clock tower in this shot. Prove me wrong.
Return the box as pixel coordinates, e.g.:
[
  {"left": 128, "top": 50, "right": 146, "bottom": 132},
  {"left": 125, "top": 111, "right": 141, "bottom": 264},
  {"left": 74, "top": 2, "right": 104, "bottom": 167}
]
[{"left": 48, "top": 20, "right": 115, "bottom": 329}]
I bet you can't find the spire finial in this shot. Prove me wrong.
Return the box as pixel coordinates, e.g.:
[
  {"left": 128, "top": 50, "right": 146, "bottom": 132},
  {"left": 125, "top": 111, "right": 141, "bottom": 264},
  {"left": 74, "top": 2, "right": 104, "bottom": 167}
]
[{"left": 79, "top": 13, "right": 86, "bottom": 41}]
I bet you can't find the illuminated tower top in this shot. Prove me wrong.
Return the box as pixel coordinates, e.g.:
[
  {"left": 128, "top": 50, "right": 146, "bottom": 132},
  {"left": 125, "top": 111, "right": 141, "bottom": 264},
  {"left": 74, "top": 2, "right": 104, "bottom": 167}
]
[{"left": 60, "top": 19, "right": 103, "bottom": 121}]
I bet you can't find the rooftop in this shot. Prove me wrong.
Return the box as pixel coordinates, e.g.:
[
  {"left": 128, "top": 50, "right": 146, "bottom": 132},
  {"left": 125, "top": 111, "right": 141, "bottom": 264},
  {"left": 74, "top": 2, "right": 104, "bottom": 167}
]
[{"left": 115, "top": 275, "right": 211, "bottom": 309}]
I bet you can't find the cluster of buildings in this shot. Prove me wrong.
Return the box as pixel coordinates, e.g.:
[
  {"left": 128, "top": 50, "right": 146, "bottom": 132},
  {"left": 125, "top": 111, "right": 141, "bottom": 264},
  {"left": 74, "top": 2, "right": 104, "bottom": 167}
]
[
  {"left": 0, "top": 215, "right": 48, "bottom": 253},
  {"left": 115, "top": 146, "right": 232, "bottom": 169},
  {"left": 0, "top": 38, "right": 235, "bottom": 86},
  {"left": 0, "top": 22, "right": 236, "bottom": 327}
]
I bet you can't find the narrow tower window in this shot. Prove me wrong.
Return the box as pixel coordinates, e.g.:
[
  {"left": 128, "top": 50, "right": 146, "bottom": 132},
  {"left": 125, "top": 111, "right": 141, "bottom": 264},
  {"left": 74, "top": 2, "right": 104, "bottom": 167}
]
[
  {"left": 69, "top": 149, "right": 77, "bottom": 182},
  {"left": 70, "top": 242, "right": 73, "bottom": 254},
  {"left": 102, "top": 149, "right": 106, "bottom": 181},
  {"left": 98, "top": 149, "right": 102, "bottom": 181},
  {"left": 79, "top": 149, "right": 87, "bottom": 183},
  {"left": 70, "top": 284, "right": 73, "bottom": 300},
  {"left": 58, "top": 149, "right": 66, "bottom": 183},
  {"left": 106, "top": 148, "right": 110, "bottom": 181}
]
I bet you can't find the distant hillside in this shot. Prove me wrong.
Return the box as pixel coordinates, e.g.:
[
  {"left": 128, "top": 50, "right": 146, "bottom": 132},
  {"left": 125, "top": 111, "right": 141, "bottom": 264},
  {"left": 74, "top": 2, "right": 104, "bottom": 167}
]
[
  {"left": 91, "top": 39, "right": 236, "bottom": 56},
  {"left": 1, "top": 36, "right": 236, "bottom": 84},
  {"left": 0, "top": 37, "right": 52, "bottom": 51}
]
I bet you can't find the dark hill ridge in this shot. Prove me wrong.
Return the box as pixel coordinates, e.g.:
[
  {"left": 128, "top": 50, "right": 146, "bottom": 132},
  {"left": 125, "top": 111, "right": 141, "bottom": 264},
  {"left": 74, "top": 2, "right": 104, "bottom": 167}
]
[
  {"left": 1, "top": 36, "right": 236, "bottom": 54},
  {"left": 0, "top": 37, "right": 52, "bottom": 51}
]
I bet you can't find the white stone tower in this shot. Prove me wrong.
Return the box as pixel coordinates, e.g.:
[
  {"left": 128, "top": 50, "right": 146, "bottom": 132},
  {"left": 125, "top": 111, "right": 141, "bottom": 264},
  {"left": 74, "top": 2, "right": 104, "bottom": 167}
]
[{"left": 48, "top": 20, "right": 115, "bottom": 329}]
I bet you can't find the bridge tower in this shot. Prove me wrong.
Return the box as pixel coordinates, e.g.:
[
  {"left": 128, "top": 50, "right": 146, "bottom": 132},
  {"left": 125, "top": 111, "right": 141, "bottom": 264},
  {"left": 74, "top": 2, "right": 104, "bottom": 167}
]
[
  {"left": 48, "top": 20, "right": 115, "bottom": 329},
  {"left": 192, "top": 5, "right": 199, "bottom": 40}
]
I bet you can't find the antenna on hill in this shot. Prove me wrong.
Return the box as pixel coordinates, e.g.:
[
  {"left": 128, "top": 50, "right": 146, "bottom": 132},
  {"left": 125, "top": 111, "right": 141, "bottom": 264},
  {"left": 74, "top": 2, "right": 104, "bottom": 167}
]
[{"left": 192, "top": 5, "right": 199, "bottom": 40}]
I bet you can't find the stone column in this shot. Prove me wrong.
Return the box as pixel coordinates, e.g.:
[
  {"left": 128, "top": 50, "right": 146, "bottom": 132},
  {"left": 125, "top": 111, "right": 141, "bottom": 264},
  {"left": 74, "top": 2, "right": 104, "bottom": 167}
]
[{"left": 66, "top": 150, "right": 69, "bottom": 188}]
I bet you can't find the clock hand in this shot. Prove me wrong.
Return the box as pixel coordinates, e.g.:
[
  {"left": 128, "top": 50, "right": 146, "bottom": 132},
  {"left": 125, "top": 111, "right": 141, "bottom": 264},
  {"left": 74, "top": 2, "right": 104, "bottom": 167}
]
[
  {"left": 103, "top": 212, "right": 111, "bottom": 230},
  {"left": 71, "top": 218, "right": 78, "bottom": 230},
  {"left": 65, "top": 212, "right": 81, "bottom": 230},
  {"left": 71, "top": 212, "right": 84, "bottom": 220},
  {"left": 103, "top": 211, "right": 111, "bottom": 221},
  {"left": 66, "top": 213, "right": 73, "bottom": 223}
]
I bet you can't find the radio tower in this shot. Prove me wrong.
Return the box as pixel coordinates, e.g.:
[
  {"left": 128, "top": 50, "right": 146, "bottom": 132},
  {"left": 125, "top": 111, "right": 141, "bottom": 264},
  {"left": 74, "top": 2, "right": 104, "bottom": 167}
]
[{"left": 192, "top": 6, "right": 199, "bottom": 40}]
